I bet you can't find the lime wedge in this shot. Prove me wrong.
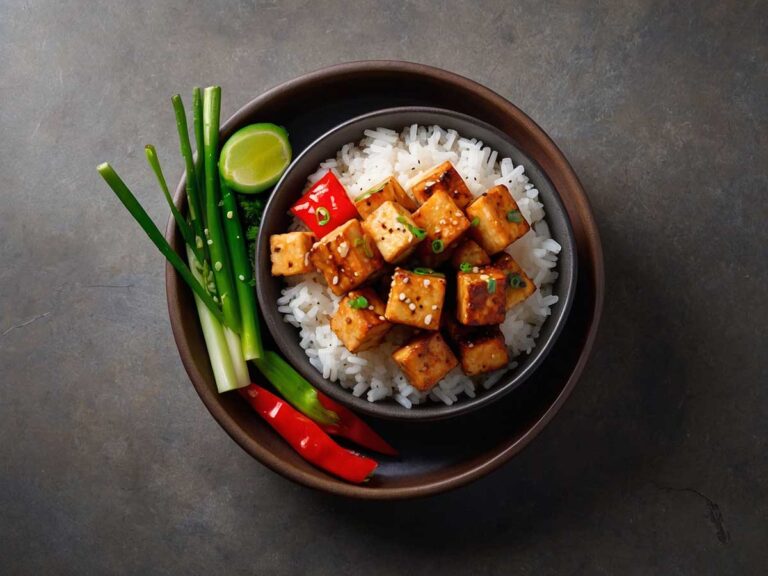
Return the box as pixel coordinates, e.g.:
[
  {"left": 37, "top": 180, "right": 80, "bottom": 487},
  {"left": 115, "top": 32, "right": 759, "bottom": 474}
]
[{"left": 219, "top": 123, "right": 292, "bottom": 194}]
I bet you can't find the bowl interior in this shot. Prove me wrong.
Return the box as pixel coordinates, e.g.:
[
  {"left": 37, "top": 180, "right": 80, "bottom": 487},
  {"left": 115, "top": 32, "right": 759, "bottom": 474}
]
[{"left": 256, "top": 106, "right": 577, "bottom": 421}]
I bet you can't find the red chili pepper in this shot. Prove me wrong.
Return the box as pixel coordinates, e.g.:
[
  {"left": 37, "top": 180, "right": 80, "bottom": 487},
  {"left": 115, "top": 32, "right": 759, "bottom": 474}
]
[
  {"left": 290, "top": 171, "right": 357, "bottom": 238},
  {"left": 316, "top": 392, "right": 399, "bottom": 456},
  {"left": 239, "top": 385, "right": 378, "bottom": 483}
]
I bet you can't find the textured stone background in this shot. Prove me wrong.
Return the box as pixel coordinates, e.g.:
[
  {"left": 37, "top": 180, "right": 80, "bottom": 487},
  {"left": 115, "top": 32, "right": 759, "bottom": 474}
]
[{"left": 1, "top": 1, "right": 766, "bottom": 574}]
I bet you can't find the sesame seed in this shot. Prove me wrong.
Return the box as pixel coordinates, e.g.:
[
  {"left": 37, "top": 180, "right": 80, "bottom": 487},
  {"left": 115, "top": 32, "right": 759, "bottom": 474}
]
[
  {"left": 226, "top": 210, "right": 234, "bottom": 219},
  {"left": 195, "top": 236, "right": 203, "bottom": 249},
  {"left": 403, "top": 277, "right": 410, "bottom": 284},
  {"left": 368, "top": 305, "right": 374, "bottom": 310},
  {"left": 207, "top": 239, "right": 213, "bottom": 245},
  {"left": 398, "top": 293, "right": 406, "bottom": 301},
  {"left": 238, "top": 274, "right": 245, "bottom": 281},
  {"left": 480, "top": 274, "right": 489, "bottom": 280},
  {"left": 432, "top": 304, "right": 438, "bottom": 310},
  {"left": 423, "top": 279, "right": 430, "bottom": 287},
  {"left": 424, "top": 314, "right": 433, "bottom": 325},
  {"left": 379, "top": 315, "right": 385, "bottom": 321},
  {"left": 473, "top": 266, "right": 480, "bottom": 273},
  {"left": 332, "top": 275, "right": 339, "bottom": 285},
  {"left": 408, "top": 303, "right": 416, "bottom": 311},
  {"left": 214, "top": 261, "right": 222, "bottom": 271}
]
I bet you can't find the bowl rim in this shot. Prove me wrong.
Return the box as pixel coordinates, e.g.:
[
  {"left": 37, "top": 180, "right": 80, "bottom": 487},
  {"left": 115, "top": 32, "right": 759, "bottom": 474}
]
[
  {"left": 165, "top": 60, "right": 604, "bottom": 499},
  {"left": 255, "top": 105, "right": 578, "bottom": 421}
]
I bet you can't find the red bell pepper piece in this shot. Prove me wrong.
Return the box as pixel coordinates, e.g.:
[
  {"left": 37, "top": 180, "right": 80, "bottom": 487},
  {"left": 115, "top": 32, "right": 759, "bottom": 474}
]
[
  {"left": 316, "top": 392, "right": 399, "bottom": 456},
  {"left": 290, "top": 171, "right": 357, "bottom": 238},
  {"left": 239, "top": 385, "right": 378, "bottom": 483}
]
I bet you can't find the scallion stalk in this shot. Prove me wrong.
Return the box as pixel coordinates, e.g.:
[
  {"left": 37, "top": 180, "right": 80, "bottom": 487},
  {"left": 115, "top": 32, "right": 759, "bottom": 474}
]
[
  {"left": 97, "top": 162, "right": 227, "bottom": 327},
  {"left": 171, "top": 94, "right": 206, "bottom": 257},
  {"left": 144, "top": 145, "right": 201, "bottom": 261},
  {"left": 187, "top": 245, "right": 248, "bottom": 392},
  {"left": 203, "top": 86, "right": 241, "bottom": 333},
  {"left": 221, "top": 180, "right": 263, "bottom": 360},
  {"left": 192, "top": 87, "right": 206, "bottom": 217}
]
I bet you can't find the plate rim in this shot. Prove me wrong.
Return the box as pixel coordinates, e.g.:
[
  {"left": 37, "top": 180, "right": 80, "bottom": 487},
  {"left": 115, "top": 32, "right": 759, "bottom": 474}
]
[{"left": 165, "top": 60, "right": 604, "bottom": 499}]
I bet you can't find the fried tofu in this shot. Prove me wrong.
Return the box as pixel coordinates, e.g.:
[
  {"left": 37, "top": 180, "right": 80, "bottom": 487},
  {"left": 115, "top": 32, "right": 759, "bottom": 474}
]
[
  {"left": 270, "top": 232, "right": 315, "bottom": 276},
  {"left": 411, "top": 161, "right": 474, "bottom": 209},
  {"left": 451, "top": 326, "right": 510, "bottom": 377},
  {"left": 450, "top": 239, "right": 491, "bottom": 269},
  {"left": 309, "top": 219, "right": 383, "bottom": 296},
  {"left": 384, "top": 268, "right": 445, "bottom": 330},
  {"left": 354, "top": 176, "right": 417, "bottom": 218},
  {"left": 494, "top": 253, "right": 536, "bottom": 310},
  {"left": 392, "top": 332, "right": 458, "bottom": 391},
  {"left": 456, "top": 268, "right": 507, "bottom": 325},
  {"left": 411, "top": 189, "right": 470, "bottom": 264},
  {"left": 330, "top": 288, "right": 392, "bottom": 353},
  {"left": 466, "top": 185, "right": 530, "bottom": 254},
  {"left": 362, "top": 201, "right": 422, "bottom": 263}
]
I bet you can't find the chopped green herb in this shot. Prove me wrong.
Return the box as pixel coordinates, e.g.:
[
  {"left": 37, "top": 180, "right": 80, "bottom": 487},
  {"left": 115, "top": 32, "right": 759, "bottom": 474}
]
[
  {"left": 507, "top": 273, "right": 526, "bottom": 288},
  {"left": 431, "top": 239, "right": 445, "bottom": 253},
  {"left": 471, "top": 217, "right": 480, "bottom": 227},
  {"left": 348, "top": 295, "right": 369, "bottom": 309},
  {"left": 459, "top": 262, "right": 473, "bottom": 273},
  {"left": 506, "top": 210, "right": 523, "bottom": 223},
  {"left": 355, "top": 236, "right": 373, "bottom": 258},
  {"left": 487, "top": 277, "right": 497, "bottom": 294},
  {"left": 396, "top": 215, "right": 426, "bottom": 240},
  {"left": 413, "top": 267, "right": 445, "bottom": 277},
  {"left": 315, "top": 207, "right": 331, "bottom": 226},
  {"left": 353, "top": 237, "right": 364, "bottom": 247},
  {"left": 354, "top": 183, "right": 385, "bottom": 202}
]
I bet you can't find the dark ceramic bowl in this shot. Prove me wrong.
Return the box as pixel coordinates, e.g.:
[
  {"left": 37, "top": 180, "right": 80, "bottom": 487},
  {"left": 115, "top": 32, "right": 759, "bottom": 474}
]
[
  {"left": 166, "top": 61, "right": 604, "bottom": 498},
  {"left": 255, "top": 107, "right": 577, "bottom": 421}
]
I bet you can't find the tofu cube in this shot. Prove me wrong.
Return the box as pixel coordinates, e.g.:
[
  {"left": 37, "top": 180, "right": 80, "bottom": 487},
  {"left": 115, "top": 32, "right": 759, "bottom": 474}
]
[
  {"left": 452, "top": 326, "right": 510, "bottom": 377},
  {"left": 354, "top": 176, "right": 416, "bottom": 218},
  {"left": 392, "top": 332, "right": 458, "bottom": 391},
  {"left": 411, "top": 161, "right": 474, "bottom": 209},
  {"left": 456, "top": 269, "right": 507, "bottom": 325},
  {"left": 494, "top": 253, "right": 536, "bottom": 310},
  {"left": 270, "top": 232, "right": 315, "bottom": 276},
  {"left": 309, "top": 219, "right": 383, "bottom": 296},
  {"left": 411, "top": 189, "right": 470, "bottom": 262},
  {"left": 330, "top": 288, "right": 391, "bottom": 353},
  {"left": 384, "top": 268, "right": 445, "bottom": 330},
  {"left": 450, "top": 239, "right": 491, "bottom": 269},
  {"left": 362, "top": 201, "right": 422, "bottom": 263},
  {"left": 466, "top": 184, "right": 530, "bottom": 254}
]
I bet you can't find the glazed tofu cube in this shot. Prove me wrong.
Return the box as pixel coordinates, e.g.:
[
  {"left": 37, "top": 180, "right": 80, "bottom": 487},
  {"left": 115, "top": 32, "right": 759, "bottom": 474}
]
[
  {"left": 392, "top": 332, "right": 458, "bottom": 391},
  {"left": 354, "top": 176, "right": 417, "bottom": 218},
  {"left": 456, "top": 269, "right": 507, "bottom": 325},
  {"left": 494, "top": 253, "right": 536, "bottom": 310},
  {"left": 270, "top": 232, "right": 315, "bottom": 276},
  {"left": 453, "top": 326, "right": 510, "bottom": 377},
  {"left": 411, "top": 189, "right": 470, "bottom": 261},
  {"left": 466, "top": 184, "right": 530, "bottom": 254},
  {"left": 411, "top": 161, "right": 474, "bottom": 209},
  {"left": 362, "top": 201, "right": 422, "bottom": 263},
  {"left": 385, "top": 268, "right": 445, "bottom": 330},
  {"left": 450, "top": 239, "right": 491, "bottom": 269},
  {"left": 330, "top": 288, "right": 392, "bottom": 353},
  {"left": 309, "top": 219, "right": 383, "bottom": 296}
]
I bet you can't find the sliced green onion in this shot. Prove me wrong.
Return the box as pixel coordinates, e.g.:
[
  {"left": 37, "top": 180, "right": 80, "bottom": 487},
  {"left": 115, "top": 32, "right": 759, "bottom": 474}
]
[
  {"left": 431, "top": 239, "right": 444, "bottom": 253},
  {"left": 459, "top": 262, "right": 473, "bottom": 273},
  {"left": 507, "top": 210, "right": 523, "bottom": 223},
  {"left": 316, "top": 206, "right": 331, "bottom": 226},
  {"left": 508, "top": 273, "right": 526, "bottom": 288},
  {"left": 413, "top": 267, "right": 445, "bottom": 277},
  {"left": 396, "top": 216, "right": 426, "bottom": 240},
  {"left": 354, "top": 235, "right": 374, "bottom": 258},
  {"left": 471, "top": 217, "right": 480, "bottom": 227},
  {"left": 487, "top": 277, "right": 497, "bottom": 294},
  {"left": 355, "top": 183, "right": 385, "bottom": 202},
  {"left": 348, "top": 296, "right": 369, "bottom": 309}
]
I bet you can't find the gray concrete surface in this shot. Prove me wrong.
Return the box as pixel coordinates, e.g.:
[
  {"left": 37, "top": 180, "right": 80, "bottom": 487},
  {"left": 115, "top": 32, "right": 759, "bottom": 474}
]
[{"left": 1, "top": 1, "right": 766, "bottom": 574}]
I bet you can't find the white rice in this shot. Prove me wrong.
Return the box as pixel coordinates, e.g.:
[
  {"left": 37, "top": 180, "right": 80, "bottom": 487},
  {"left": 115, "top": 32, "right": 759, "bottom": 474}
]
[{"left": 279, "top": 125, "right": 560, "bottom": 407}]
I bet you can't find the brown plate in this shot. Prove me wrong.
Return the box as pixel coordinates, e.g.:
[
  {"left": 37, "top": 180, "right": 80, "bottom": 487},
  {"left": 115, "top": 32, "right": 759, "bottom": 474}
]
[{"left": 166, "top": 61, "right": 604, "bottom": 499}]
